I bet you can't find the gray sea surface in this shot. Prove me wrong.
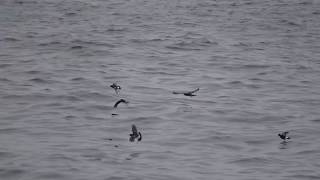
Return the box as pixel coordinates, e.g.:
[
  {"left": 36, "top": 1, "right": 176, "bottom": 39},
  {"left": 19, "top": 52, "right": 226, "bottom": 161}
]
[{"left": 1, "top": 0, "right": 320, "bottom": 179}]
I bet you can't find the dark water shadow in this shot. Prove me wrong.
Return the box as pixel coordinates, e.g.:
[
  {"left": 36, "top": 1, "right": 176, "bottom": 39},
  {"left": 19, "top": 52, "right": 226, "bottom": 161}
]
[
  {"left": 279, "top": 141, "right": 290, "bottom": 149},
  {"left": 125, "top": 152, "right": 141, "bottom": 160}
]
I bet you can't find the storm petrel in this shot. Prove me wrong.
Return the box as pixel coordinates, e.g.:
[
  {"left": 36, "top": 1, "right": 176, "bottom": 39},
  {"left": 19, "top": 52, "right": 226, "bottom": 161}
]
[
  {"left": 110, "top": 83, "right": 121, "bottom": 94},
  {"left": 278, "top": 131, "right": 290, "bottom": 141},
  {"left": 129, "top": 124, "right": 142, "bottom": 142}
]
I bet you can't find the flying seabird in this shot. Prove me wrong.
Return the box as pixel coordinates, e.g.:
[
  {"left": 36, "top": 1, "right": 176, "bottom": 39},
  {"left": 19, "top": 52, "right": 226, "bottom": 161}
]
[
  {"left": 129, "top": 124, "right": 142, "bottom": 142},
  {"left": 278, "top": 131, "right": 290, "bottom": 141},
  {"left": 110, "top": 83, "right": 121, "bottom": 94}
]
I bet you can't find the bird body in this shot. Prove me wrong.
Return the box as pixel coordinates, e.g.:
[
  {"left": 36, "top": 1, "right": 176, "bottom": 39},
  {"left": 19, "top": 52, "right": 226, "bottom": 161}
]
[
  {"left": 130, "top": 124, "right": 142, "bottom": 142},
  {"left": 110, "top": 83, "right": 121, "bottom": 94},
  {"left": 278, "top": 131, "right": 290, "bottom": 141}
]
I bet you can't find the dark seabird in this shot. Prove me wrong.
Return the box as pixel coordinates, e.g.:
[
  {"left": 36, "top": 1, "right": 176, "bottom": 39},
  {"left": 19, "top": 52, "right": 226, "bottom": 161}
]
[
  {"left": 173, "top": 88, "right": 200, "bottom": 97},
  {"left": 113, "top": 99, "right": 129, "bottom": 108},
  {"left": 129, "top": 124, "right": 142, "bottom": 142},
  {"left": 278, "top": 131, "right": 290, "bottom": 141},
  {"left": 110, "top": 83, "right": 121, "bottom": 94}
]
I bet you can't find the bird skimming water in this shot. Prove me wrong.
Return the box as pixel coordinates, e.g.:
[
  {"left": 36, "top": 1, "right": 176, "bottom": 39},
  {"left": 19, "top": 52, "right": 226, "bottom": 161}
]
[
  {"left": 129, "top": 124, "right": 142, "bottom": 142},
  {"left": 110, "top": 83, "right": 121, "bottom": 94},
  {"left": 278, "top": 131, "right": 290, "bottom": 141}
]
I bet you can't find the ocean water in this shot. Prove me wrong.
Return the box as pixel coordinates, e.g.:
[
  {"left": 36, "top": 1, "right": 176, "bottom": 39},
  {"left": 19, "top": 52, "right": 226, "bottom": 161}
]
[{"left": 1, "top": 0, "right": 320, "bottom": 179}]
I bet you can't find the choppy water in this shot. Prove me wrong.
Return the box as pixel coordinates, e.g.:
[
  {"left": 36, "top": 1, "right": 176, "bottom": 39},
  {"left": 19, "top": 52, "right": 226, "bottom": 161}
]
[{"left": 1, "top": 0, "right": 320, "bottom": 179}]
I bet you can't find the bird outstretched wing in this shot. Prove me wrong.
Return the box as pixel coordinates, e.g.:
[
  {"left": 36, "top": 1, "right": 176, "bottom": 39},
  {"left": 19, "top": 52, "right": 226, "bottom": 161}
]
[
  {"left": 189, "top": 88, "right": 200, "bottom": 94},
  {"left": 138, "top": 132, "right": 142, "bottom": 141}
]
